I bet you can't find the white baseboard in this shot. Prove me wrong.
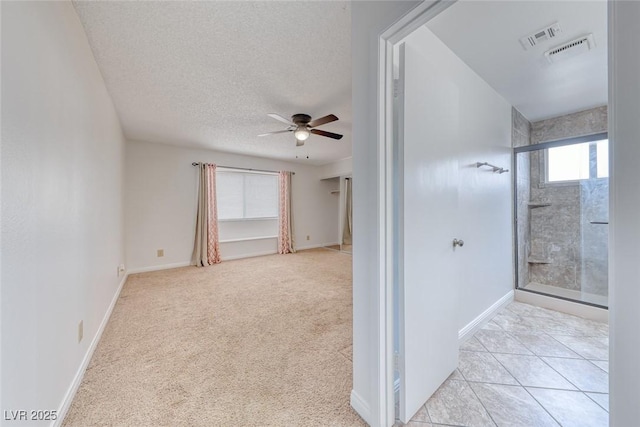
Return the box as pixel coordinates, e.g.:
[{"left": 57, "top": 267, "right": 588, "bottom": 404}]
[
  {"left": 296, "top": 243, "right": 325, "bottom": 251},
  {"left": 219, "top": 235, "right": 277, "bottom": 244},
  {"left": 459, "top": 290, "right": 514, "bottom": 344},
  {"left": 54, "top": 273, "right": 128, "bottom": 427},
  {"left": 129, "top": 250, "right": 300, "bottom": 273},
  {"left": 221, "top": 250, "right": 277, "bottom": 261},
  {"left": 128, "top": 261, "right": 191, "bottom": 274},
  {"left": 515, "top": 289, "right": 609, "bottom": 323},
  {"left": 296, "top": 243, "right": 340, "bottom": 251},
  {"left": 350, "top": 389, "right": 372, "bottom": 426}
]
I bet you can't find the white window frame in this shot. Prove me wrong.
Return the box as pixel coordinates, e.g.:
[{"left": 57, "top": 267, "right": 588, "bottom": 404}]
[
  {"left": 216, "top": 169, "right": 279, "bottom": 221},
  {"left": 529, "top": 133, "right": 609, "bottom": 187}
]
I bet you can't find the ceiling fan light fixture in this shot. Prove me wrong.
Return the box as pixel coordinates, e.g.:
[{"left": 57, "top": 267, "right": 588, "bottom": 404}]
[
  {"left": 294, "top": 127, "right": 310, "bottom": 141},
  {"left": 262, "top": 113, "right": 342, "bottom": 143}
]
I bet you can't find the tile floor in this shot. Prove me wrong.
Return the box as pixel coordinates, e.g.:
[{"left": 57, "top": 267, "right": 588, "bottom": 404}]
[{"left": 405, "top": 301, "right": 609, "bottom": 427}]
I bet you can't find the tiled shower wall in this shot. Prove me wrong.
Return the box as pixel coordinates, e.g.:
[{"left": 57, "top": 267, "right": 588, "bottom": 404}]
[
  {"left": 580, "top": 177, "right": 609, "bottom": 296},
  {"left": 530, "top": 106, "right": 608, "bottom": 144},
  {"left": 515, "top": 106, "right": 608, "bottom": 295}
]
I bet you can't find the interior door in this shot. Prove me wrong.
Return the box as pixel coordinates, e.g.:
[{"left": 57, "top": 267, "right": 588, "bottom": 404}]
[{"left": 397, "top": 41, "right": 460, "bottom": 423}]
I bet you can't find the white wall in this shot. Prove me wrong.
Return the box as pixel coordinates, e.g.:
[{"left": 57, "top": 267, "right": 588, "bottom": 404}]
[
  {"left": 125, "top": 140, "right": 339, "bottom": 271},
  {"left": 405, "top": 26, "right": 513, "bottom": 332},
  {"left": 609, "top": 1, "right": 640, "bottom": 424},
  {"left": 1, "top": 1, "right": 126, "bottom": 423},
  {"left": 351, "top": 2, "right": 420, "bottom": 426},
  {"left": 319, "top": 156, "right": 353, "bottom": 179}
]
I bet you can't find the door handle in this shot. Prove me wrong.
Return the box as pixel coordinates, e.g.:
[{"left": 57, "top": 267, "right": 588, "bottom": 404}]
[{"left": 453, "top": 238, "right": 464, "bottom": 248}]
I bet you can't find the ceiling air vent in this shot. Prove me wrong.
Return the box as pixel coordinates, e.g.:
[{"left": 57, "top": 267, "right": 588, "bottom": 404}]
[
  {"left": 544, "top": 34, "right": 596, "bottom": 64},
  {"left": 519, "top": 22, "right": 562, "bottom": 50}
]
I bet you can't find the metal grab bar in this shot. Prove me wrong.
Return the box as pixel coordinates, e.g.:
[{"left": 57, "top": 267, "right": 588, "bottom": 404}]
[{"left": 476, "top": 162, "right": 509, "bottom": 174}]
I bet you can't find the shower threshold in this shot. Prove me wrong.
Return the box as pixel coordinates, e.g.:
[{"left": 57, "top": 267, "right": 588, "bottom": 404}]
[{"left": 522, "top": 282, "right": 608, "bottom": 308}]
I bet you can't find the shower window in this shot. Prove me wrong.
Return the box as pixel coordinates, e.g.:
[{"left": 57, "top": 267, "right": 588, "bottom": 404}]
[
  {"left": 596, "top": 140, "right": 609, "bottom": 178},
  {"left": 514, "top": 133, "right": 609, "bottom": 308},
  {"left": 546, "top": 143, "right": 590, "bottom": 182},
  {"left": 545, "top": 139, "right": 609, "bottom": 183}
]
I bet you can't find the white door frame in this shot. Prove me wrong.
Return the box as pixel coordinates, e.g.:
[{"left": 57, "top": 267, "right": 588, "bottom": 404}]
[
  {"left": 375, "top": 1, "right": 639, "bottom": 426},
  {"left": 376, "top": 1, "right": 457, "bottom": 425}
]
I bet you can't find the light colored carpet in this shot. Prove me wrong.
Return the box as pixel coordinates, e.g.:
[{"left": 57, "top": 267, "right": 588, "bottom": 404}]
[
  {"left": 63, "top": 249, "right": 364, "bottom": 426},
  {"left": 324, "top": 244, "right": 352, "bottom": 254}
]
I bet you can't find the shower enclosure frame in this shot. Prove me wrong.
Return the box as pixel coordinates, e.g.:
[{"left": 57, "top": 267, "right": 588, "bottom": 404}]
[{"left": 513, "top": 131, "right": 609, "bottom": 309}]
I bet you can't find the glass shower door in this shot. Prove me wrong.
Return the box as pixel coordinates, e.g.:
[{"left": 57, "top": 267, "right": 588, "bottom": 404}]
[{"left": 515, "top": 136, "right": 609, "bottom": 308}]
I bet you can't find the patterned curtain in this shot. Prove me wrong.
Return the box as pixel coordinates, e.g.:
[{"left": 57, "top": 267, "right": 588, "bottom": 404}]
[
  {"left": 278, "top": 171, "right": 295, "bottom": 254},
  {"left": 192, "top": 163, "right": 221, "bottom": 266}
]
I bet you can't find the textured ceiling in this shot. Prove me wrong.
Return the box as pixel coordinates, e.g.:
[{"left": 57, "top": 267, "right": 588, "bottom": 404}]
[
  {"left": 73, "top": 1, "right": 351, "bottom": 165},
  {"left": 427, "top": 1, "right": 607, "bottom": 122}
]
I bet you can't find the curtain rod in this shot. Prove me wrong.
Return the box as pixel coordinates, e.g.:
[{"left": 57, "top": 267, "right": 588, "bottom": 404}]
[{"left": 191, "top": 162, "right": 294, "bottom": 175}]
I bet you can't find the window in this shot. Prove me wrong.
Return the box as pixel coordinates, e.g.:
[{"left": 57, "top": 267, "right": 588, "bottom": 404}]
[
  {"left": 546, "top": 143, "right": 590, "bottom": 182},
  {"left": 546, "top": 139, "right": 609, "bottom": 182},
  {"left": 216, "top": 171, "right": 278, "bottom": 220},
  {"left": 596, "top": 140, "right": 609, "bottom": 178}
]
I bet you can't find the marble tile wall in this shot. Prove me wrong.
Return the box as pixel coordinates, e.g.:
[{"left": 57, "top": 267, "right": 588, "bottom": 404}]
[
  {"left": 531, "top": 106, "right": 608, "bottom": 145},
  {"left": 528, "top": 176, "right": 582, "bottom": 289},
  {"left": 580, "top": 179, "right": 609, "bottom": 296},
  {"left": 512, "top": 107, "right": 531, "bottom": 148}
]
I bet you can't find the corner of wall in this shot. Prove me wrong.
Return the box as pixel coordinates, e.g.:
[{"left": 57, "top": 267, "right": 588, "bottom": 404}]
[
  {"left": 54, "top": 274, "right": 128, "bottom": 426},
  {"left": 350, "top": 389, "right": 372, "bottom": 426},
  {"left": 458, "top": 290, "right": 514, "bottom": 343}
]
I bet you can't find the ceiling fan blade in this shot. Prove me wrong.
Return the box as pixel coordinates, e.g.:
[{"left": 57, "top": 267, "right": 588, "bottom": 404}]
[
  {"left": 310, "top": 129, "right": 343, "bottom": 140},
  {"left": 309, "top": 114, "right": 339, "bottom": 128},
  {"left": 267, "top": 113, "right": 295, "bottom": 126},
  {"left": 258, "top": 130, "right": 292, "bottom": 137},
  {"left": 296, "top": 139, "right": 305, "bottom": 147}
]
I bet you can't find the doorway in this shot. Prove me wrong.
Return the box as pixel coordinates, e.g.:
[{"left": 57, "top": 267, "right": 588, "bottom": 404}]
[
  {"left": 381, "top": 0, "right": 609, "bottom": 424},
  {"left": 322, "top": 175, "right": 352, "bottom": 254},
  {"left": 392, "top": 22, "right": 514, "bottom": 423},
  {"left": 342, "top": 177, "right": 353, "bottom": 253}
]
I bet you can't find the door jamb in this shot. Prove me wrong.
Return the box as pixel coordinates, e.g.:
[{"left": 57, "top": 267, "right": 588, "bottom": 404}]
[{"left": 376, "top": 1, "right": 457, "bottom": 425}]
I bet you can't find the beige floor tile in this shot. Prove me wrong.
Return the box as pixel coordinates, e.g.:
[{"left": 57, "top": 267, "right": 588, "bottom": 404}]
[
  {"left": 458, "top": 351, "right": 518, "bottom": 385},
  {"left": 551, "top": 335, "right": 609, "bottom": 360},
  {"left": 585, "top": 392, "right": 609, "bottom": 412},
  {"left": 527, "top": 388, "right": 609, "bottom": 427},
  {"left": 541, "top": 357, "right": 608, "bottom": 393},
  {"left": 426, "top": 379, "right": 495, "bottom": 427},
  {"left": 470, "top": 383, "right": 559, "bottom": 427},
  {"left": 493, "top": 354, "right": 577, "bottom": 390},
  {"left": 460, "top": 336, "right": 487, "bottom": 352},
  {"left": 590, "top": 360, "right": 609, "bottom": 373},
  {"left": 510, "top": 332, "right": 580, "bottom": 358},
  {"left": 474, "top": 329, "right": 533, "bottom": 355}
]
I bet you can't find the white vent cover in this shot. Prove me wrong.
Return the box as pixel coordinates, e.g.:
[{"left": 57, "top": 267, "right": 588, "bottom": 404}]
[
  {"left": 544, "top": 34, "right": 596, "bottom": 64},
  {"left": 519, "top": 22, "right": 562, "bottom": 50}
]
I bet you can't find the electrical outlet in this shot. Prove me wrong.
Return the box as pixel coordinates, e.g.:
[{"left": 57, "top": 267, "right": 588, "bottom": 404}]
[
  {"left": 157, "top": 249, "right": 164, "bottom": 257},
  {"left": 117, "top": 264, "right": 125, "bottom": 277},
  {"left": 306, "top": 235, "right": 310, "bottom": 241},
  {"left": 78, "top": 320, "right": 83, "bottom": 343}
]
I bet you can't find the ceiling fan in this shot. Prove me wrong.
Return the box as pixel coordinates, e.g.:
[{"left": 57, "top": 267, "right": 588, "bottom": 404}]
[{"left": 258, "top": 113, "right": 343, "bottom": 146}]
